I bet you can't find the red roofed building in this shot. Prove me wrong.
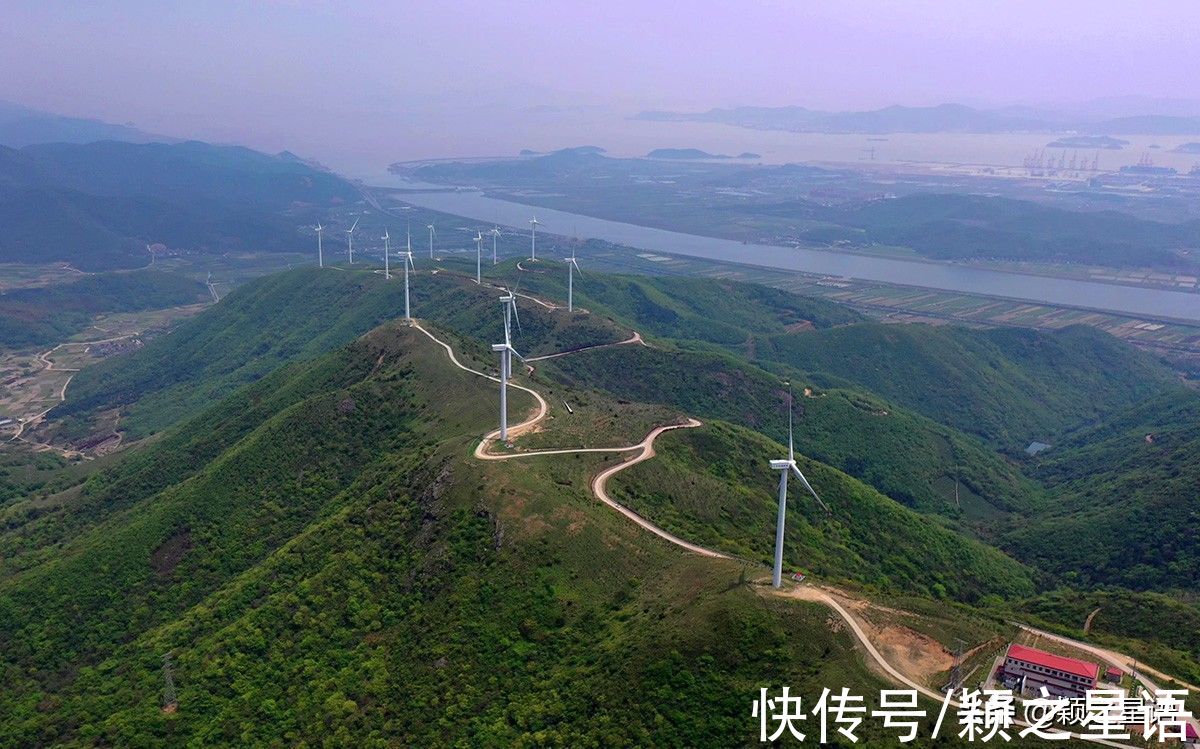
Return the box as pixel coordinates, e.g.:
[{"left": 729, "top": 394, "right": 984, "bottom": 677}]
[{"left": 1002, "top": 643, "right": 1100, "bottom": 698}]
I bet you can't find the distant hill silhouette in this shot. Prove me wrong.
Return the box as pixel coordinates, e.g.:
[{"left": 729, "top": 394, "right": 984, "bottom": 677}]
[
  {"left": 0, "top": 100, "right": 167, "bottom": 148},
  {"left": 636, "top": 102, "right": 1200, "bottom": 135},
  {"left": 0, "top": 140, "right": 357, "bottom": 270}
]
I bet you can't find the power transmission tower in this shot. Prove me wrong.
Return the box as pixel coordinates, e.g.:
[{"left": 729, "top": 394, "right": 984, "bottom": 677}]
[
  {"left": 943, "top": 638, "right": 966, "bottom": 692},
  {"left": 162, "top": 652, "right": 178, "bottom": 712}
]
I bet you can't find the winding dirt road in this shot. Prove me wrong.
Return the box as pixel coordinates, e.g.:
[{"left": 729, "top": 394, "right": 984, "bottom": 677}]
[
  {"left": 412, "top": 321, "right": 712, "bottom": 560},
  {"left": 408, "top": 318, "right": 1164, "bottom": 747}
]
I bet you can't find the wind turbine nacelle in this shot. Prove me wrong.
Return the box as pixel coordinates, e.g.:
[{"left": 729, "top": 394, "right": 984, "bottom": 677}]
[
  {"left": 491, "top": 343, "right": 508, "bottom": 352},
  {"left": 769, "top": 459, "right": 793, "bottom": 470}
]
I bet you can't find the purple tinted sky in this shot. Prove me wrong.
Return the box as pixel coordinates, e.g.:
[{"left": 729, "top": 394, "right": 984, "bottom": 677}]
[{"left": 3, "top": 1, "right": 1198, "bottom": 172}]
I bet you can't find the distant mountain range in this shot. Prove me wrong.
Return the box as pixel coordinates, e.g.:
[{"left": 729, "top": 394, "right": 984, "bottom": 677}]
[
  {"left": 0, "top": 140, "right": 357, "bottom": 270},
  {"left": 0, "top": 100, "right": 168, "bottom": 148},
  {"left": 635, "top": 102, "right": 1200, "bottom": 135}
]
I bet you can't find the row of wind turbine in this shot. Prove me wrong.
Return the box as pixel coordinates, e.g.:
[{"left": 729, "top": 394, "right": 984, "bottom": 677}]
[{"left": 326, "top": 210, "right": 823, "bottom": 592}]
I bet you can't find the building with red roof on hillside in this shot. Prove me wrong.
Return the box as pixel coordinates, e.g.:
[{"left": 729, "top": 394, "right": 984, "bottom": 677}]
[{"left": 1001, "top": 643, "right": 1100, "bottom": 698}]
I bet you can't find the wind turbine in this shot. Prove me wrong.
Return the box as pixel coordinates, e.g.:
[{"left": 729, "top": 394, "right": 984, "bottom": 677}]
[
  {"left": 315, "top": 222, "right": 325, "bottom": 268},
  {"left": 382, "top": 230, "right": 391, "bottom": 279},
  {"left": 473, "top": 231, "right": 484, "bottom": 284},
  {"left": 492, "top": 290, "right": 524, "bottom": 442},
  {"left": 529, "top": 217, "right": 541, "bottom": 261},
  {"left": 426, "top": 223, "right": 436, "bottom": 259},
  {"left": 345, "top": 218, "right": 358, "bottom": 264},
  {"left": 403, "top": 229, "right": 415, "bottom": 321},
  {"left": 490, "top": 227, "right": 501, "bottom": 265},
  {"left": 769, "top": 382, "right": 830, "bottom": 588},
  {"left": 498, "top": 286, "right": 522, "bottom": 378},
  {"left": 563, "top": 247, "right": 582, "bottom": 312}
]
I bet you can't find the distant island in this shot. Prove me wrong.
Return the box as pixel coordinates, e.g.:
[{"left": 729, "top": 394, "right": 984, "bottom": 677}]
[
  {"left": 519, "top": 145, "right": 605, "bottom": 158},
  {"left": 646, "top": 148, "right": 761, "bottom": 160},
  {"left": 1046, "top": 135, "right": 1128, "bottom": 149},
  {"left": 635, "top": 103, "right": 1200, "bottom": 136},
  {"left": 1172, "top": 142, "right": 1200, "bottom": 154}
]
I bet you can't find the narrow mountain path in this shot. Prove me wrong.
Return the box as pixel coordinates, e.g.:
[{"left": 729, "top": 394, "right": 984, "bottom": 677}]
[
  {"left": 8, "top": 337, "right": 128, "bottom": 445},
  {"left": 407, "top": 319, "right": 1155, "bottom": 746},
  {"left": 525, "top": 331, "right": 645, "bottom": 362},
  {"left": 411, "top": 321, "right": 710, "bottom": 554}
]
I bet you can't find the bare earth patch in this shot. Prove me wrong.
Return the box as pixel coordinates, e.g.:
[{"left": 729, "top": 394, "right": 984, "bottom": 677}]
[{"left": 150, "top": 529, "right": 193, "bottom": 576}]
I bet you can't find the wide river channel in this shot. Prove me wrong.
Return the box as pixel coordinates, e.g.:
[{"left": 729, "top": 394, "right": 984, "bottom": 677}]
[{"left": 392, "top": 185, "right": 1200, "bottom": 323}]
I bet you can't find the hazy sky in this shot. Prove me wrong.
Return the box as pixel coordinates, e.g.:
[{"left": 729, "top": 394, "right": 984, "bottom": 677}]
[{"left": 3, "top": 1, "right": 1198, "bottom": 174}]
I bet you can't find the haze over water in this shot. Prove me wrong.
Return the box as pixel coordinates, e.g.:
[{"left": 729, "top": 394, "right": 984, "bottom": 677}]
[{"left": 391, "top": 184, "right": 1200, "bottom": 323}]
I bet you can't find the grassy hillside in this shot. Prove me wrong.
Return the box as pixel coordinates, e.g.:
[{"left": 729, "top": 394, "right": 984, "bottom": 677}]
[
  {"left": 0, "top": 269, "right": 207, "bottom": 349},
  {"left": 1, "top": 321, "right": 924, "bottom": 747},
  {"left": 494, "top": 262, "right": 863, "bottom": 346},
  {"left": 609, "top": 420, "right": 1035, "bottom": 601},
  {"left": 1015, "top": 588, "right": 1200, "bottom": 685},
  {"left": 53, "top": 267, "right": 625, "bottom": 438},
  {"left": 1, "top": 262, "right": 1166, "bottom": 743},
  {"left": 541, "top": 343, "right": 1043, "bottom": 523},
  {"left": 1003, "top": 389, "right": 1200, "bottom": 591},
  {"left": 754, "top": 322, "right": 1177, "bottom": 450},
  {"left": 500, "top": 261, "right": 1175, "bottom": 458}
]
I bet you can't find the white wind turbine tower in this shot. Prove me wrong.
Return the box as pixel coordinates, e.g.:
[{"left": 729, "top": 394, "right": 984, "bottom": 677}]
[
  {"left": 345, "top": 218, "right": 358, "bottom": 264},
  {"left": 403, "top": 229, "right": 415, "bottom": 321},
  {"left": 563, "top": 247, "right": 582, "bottom": 312},
  {"left": 491, "top": 290, "right": 524, "bottom": 442},
  {"left": 426, "top": 223, "right": 436, "bottom": 259},
  {"left": 382, "top": 229, "right": 391, "bottom": 279},
  {"left": 490, "top": 227, "right": 501, "bottom": 265},
  {"left": 528, "top": 217, "right": 541, "bottom": 260},
  {"left": 473, "top": 231, "right": 484, "bottom": 284},
  {"left": 314, "top": 222, "right": 325, "bottom": 268},
  {"left": 769, "top": 382, "right": 830, "bottom": 588}
]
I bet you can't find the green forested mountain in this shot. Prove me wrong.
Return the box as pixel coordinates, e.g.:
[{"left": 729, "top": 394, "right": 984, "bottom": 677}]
[
  {"left": 749, "top": 322, "right": 1177, "bottom": 450},
  {"left": 0, "top": 140, "right": 357, "bottom": 269},
  {"left": 54, "top": 267, "right": 627, "bottom": 438},
  {"left": 2, "top": 321, "right": 999, "bottom": 747},
  {"left": 542, "top": 343, "right": 1042, "bottom": 522},
  {"left": 1003, "top": 389, "right": 1200, "bottom": 591},
  {"left": 506, "top": 264, "right": 1176, "bottom": 453},
  {"left": 53, "top": 265, "right": 1040, "bottom": 523},
  {"left": 5, "top": 259, "right": 1198, "bottom": 743},
  {"left": 608, "top": 420, "right": 1034, "bottom": 600},
  {"left": 506, "top": 268, "right": 864, "bottom": 346}
]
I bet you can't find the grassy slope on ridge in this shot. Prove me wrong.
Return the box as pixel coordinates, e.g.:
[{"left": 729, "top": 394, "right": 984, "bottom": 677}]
[
  {"left": 2, "top": 319, "right": 945, "bottom": 747},
  {"left": 53, "top": 267, "right": 624, "bottom": 438},
  {"left": 752, "top": 322, "right": 1178, "bottom": 450},
  {"left": 542, "top": 343, "right": 1043, "bottom": 523},
  {"left": 608, "top": 420, "right": 1035, "bottom": 601},
  {"left": 498, "top": 264, "right": 863, "bottom": 346}
]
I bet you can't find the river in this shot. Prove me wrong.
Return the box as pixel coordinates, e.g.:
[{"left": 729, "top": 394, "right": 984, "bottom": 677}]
[{"left": 388, "top": 185, "right": 1200, "bottom": 323}]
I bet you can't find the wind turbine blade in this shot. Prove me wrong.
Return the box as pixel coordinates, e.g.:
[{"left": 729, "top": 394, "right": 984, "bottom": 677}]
[
  {"left": 511, "top": 300, "right": 521, "bottom": 334},
  {"left": 508, "top": 345, "right": 525, "bottom": 362},
  {"left": 350, "top": 218, "right": 359, "bottom": 231},
  {"left": 791, "top": 464, "right": 830, "bottom": 513}
]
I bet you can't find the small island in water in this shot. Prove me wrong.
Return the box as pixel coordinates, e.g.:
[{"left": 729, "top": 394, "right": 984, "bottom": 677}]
[
  {"left": 1171, "top": 142, "right": 1200, "bottom": 154},
  {"left": 646, "top": 147, "right": 761, "bottom": 160},
  {"left": 1045, "top": 135, "right": 1128, "bottom": 149}
]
